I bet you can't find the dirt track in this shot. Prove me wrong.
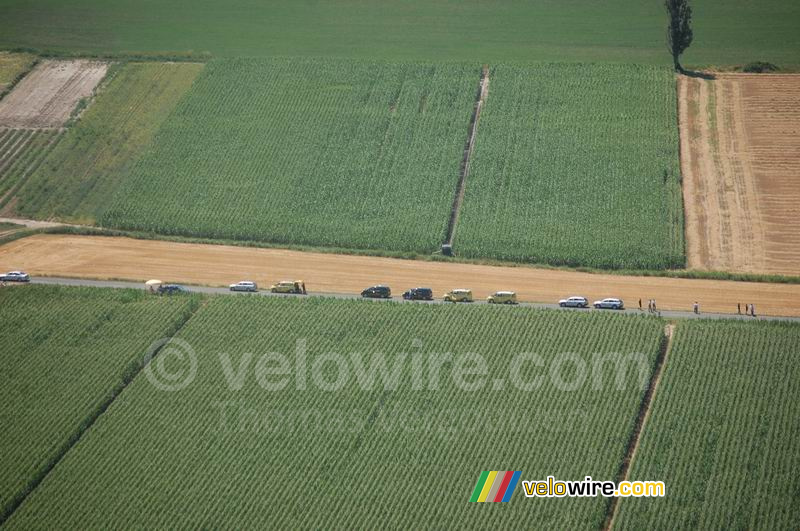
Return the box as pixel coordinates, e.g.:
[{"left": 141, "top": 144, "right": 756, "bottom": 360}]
[
  {"left": 681, "top": 73, "right": 800, "bottom": 276},
  {"left": 2, "top": 234, "right": 800, "bottom": 317},
  {"left": 0, "top": 60, "right": 107, "bottom": 128}
]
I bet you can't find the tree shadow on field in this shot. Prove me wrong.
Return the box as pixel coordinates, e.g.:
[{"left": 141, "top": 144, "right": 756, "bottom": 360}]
[{"left": 681, "top": 69, "right": 716, "bottom": 80}]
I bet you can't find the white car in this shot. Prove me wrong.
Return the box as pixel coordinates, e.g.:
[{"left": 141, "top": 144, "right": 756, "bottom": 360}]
[
  {"left": 559, "top": 296, "right": 588, "bottom": 308},
  {"left": 593, "top": 298, "right": 624, "bottom": 310},
  {"left": 0, "top": 271, "right": 30, "bottom": 282},
  {"left": 229, "top": 280, "right": 258, "bottom": 292}
]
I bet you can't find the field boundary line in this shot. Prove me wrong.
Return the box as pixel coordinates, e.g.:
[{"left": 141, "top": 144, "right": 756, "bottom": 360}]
[
  {"left": 0, "top": 297, "right": 205, "bottom": 525},
  {"left": 603, "top": 323, "right": 676, "bottom": 531},
  {"left": 443, "top": 64, "right": 489, "bottom": 251}
]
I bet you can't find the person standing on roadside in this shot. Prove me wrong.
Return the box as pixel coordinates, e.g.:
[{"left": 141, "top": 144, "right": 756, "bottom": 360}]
[
  {"left": 751, "top": 304, "right": 756, "bottom": 317},
  {"left": 693, "top": 301, "right": 699, "bottom": 314},
  {"left": 737, "top": 302, "right": 741, "bottom": 314},
  {"left": 639, "top": 298, "right": 642, "bottom": 311}
]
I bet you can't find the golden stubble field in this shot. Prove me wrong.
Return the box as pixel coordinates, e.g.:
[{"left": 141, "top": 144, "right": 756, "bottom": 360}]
[{"left": 680, "top": 73, "right": 800, "bottom": 276}]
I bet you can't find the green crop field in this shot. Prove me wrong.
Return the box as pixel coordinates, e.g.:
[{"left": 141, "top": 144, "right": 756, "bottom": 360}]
[
  {"left": 0, "top": 129, "right": 64, "bottom": 212},
  {"left": 0, "top": 285, "right": 198, "bottom": 521},
  {"left": 616, "top": 320, "right": 800, "bottom": 529},
  {"left": 0, "top": 1, "right": 798, "bottom": 67},
  {"left": 6, "top": 295, "right": 664, "bottom": 528},
  {"left": 456, "top": 63, "right": 683, "bottom": 269},
  {"left": 0, "top": 52, "right": 35, "bottom": 91},
  {"left": 10, "top": 62, "right": 203, "bottom": 223},
  {"left": 100, "top": 58, "right": 477, "bottom": 253},
  {"left": 94, "top": 60, "right": 684, "bottom": 269}
]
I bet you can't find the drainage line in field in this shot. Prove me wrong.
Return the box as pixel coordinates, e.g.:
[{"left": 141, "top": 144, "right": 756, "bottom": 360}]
[
  {"left": 443, "top": 64, "right": 489, "bottom": 253},
  {"left": 0, "top": 298, "right": 205, "bottom": 525},
  {"left": 602, "top": 323, "right": 676, "bottom": 531}
]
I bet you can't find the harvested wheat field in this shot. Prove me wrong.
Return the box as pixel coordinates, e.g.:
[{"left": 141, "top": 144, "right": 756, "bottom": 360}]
[
  {"left": 681, "top": 73, "right": 800, "bottom": 276},
  {"left": 0, "top": 60, "right": 107, "bottom": 128},
  {"left": 2, "top": 234, "right": 800, "bottom": 317}
]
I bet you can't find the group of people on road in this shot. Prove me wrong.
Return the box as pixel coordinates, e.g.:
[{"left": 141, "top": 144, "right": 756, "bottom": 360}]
[
  {"left": 636, "top": 298, "right": 759, "bottom": 317},
  {"left": 639, "top": 298, "right": 660, "bottom": 314}
]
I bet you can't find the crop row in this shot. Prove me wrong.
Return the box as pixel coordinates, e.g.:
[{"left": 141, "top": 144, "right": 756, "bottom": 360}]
[
  {"left": 0, "top": 128, "right": 63, "bottom": 209},
  {"left": 5, "top": 286, "right": 799, "bottom": 528},
  {"left": 94, "top": 60, "right": 683, "bottom": 270},
  {"left": 616, "top": 319, "right": 800, "bottom": 529},
  {"left": 456, "top": 63, "right": 684, "bottom": 269},
  {"left": 11, "top": 62, "right": 203, "bottom": 223},
  {"left": 0, "top": 285, "right": 197, "bottom": 521},
  {"left": 7, "top": 293, "right": 664, "bottom": 528},
  {"left": 100, "top": 58, "right": 479, "bottom": 253},
  {"left": 6, "top": 58, "right": 685, "bottom": 270}
]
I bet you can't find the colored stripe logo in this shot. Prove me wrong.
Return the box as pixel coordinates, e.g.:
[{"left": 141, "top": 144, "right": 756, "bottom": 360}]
[{"left": 469, "top": 471, "right": 521, "bottom": 502}]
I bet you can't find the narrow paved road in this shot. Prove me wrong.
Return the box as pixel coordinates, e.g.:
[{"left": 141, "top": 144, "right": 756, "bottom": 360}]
[
  {"left": 2, "top": 234, "right": 799, "bottom": 318},
  {"left": 26, "top": 276, "right": 799, "bottom": 323}
]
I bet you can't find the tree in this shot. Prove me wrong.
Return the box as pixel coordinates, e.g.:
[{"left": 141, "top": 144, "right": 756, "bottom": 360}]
[{"left": 665, "top": 0, "right": 693, "bottom": 72}]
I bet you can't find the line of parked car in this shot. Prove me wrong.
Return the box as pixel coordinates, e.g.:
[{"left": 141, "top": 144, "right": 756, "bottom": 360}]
[
  {"left": 558, "top": 296, "right": 625, "bottom": 310},
  {"left": 360, "top": 285, "right": 625, "bottom": 310},
  {"left": 5, "top": 269, "right": 623, "bottom": 310},
  {"left": 229, "top": 280, "right": 307, "bottom": 294}
]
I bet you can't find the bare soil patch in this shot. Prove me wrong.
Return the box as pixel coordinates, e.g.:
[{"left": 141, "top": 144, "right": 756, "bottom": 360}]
[
  {"left": 0, "top": 60, "right": 107, "bottom": 129},
  {"left": 3, "top": 234, "right": 800, "bottom": 317},
  {"left": 681, "top": 73, "right": 800, "bottom": 276}
]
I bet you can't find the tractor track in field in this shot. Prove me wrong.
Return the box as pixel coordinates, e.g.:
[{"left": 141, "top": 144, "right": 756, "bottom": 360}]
[
  {"left": 0, "top": 298, "right": 204, "bottom": 525},
  {"left": 443, "top": 64, "right": 489, "bottom": 252},
  {"left": 603, "top": 323, "right": 675, "bottom": 530}
]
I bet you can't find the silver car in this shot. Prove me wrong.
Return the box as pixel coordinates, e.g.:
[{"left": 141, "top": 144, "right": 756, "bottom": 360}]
[
  {"left": 229, "top": 280, "right": 258, "bottom": 292},
  {"left": 559, "top": 296, "right": 588, "bottom": 308},
  {"left": 593, "top": 298, "right": 624, "bottom": 310},
  {"left": 0, "top": 271, "right": 30, "bottom": 282}
]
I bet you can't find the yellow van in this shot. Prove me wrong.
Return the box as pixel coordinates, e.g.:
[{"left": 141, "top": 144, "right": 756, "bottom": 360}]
[
  {"left": 443, "top": 289, "right": 474, "bottom": 303},
  {"left": 270, "top": 280, "right": 307, "bottom": 294},
  {"left": 487, "top": 291, "right": 518, "bottom": 305}
]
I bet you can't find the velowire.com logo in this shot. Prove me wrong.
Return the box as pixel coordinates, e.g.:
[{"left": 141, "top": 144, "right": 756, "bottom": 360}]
[{"left": 469, "top": 471, "right": 522, "bottom": 503}]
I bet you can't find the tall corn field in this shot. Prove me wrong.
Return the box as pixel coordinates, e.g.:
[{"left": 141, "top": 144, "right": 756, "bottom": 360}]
[
  {"left": 456, "top": 63, "right": 684, "bottom": 269},
  {"left": 7, "top": 294, "right": 664, "bottom": 528},
  {"left": 101, "top": 58, "right": 478, "bottom": 254}
]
